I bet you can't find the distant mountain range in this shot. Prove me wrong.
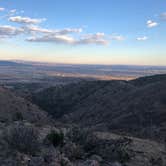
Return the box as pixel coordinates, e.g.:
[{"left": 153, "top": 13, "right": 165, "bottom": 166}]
[
  {"left": 0, "top": 60, "right": 22, "bottom": 66},
  {"left": 0, "top": 60, "right": 31, "bottom": 67}
]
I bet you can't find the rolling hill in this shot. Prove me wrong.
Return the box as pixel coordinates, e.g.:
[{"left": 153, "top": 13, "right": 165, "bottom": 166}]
[
  {"left": 0, "top": 75, "right": 166, "bottom": 165},
  {"left": 31, "top": 74, "right": 166, "bottom": 141},
  {"left": 0, "top": 86, "right": 49, "bottom": 124}
]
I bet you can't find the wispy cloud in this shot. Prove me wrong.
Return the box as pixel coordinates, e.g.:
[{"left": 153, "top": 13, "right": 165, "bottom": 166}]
[
  {"left": 0, "top": 7, "right": 5, "bottom": 11},
  {"left": 55, "top": 28, "right": 83, "bottom": 35},
  {"left": 147, "top": 20, "right": 158, "bottom": 28},
  {"left": 136, "top": 36, "right": 148, "bottom": 41},
  {"left": 27, "top": 35, "right": 76, "bottom": 44},
  {"left": 26, "top": 25, "right": 53, "bottom": 34},
  {"left": 27, "top": 32, "right": 109, "bottom": 45},
  {"left": 9, "top": 16, "right": 46, "bottom": 24},
  {"left": 0, "top": 6, "right": 113, "bottom": 46},
  {"left": 77, "top": 33, "right": 109, "bottom": 45},
  {"left": 0, "top": 9, "right": 17, "bottom": 20},
  {"left": 10, "top": 9, "right": 17, "bottom": 14},
  {"left": 110, "top": 35, "right": 125, "bottom": 41},
  {"left": 26, "top": 25, "right": 82, "bottom": 35},
  {"left": 1, "top": 6, "right": 160, "bottom": 46},
  {"left": 0, "top": 25, "right": 24, "bottom": 38}
]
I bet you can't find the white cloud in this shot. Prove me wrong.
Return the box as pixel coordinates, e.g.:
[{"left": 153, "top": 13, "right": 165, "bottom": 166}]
[
  {"left": 25, "top": 25, "right": 82, "bottom": 35},
  {"left": 0, "top": 8, "right": 120, "bottom": 46},
  {"left": 77, "top": 33, "right": 108, "bottom": 45},
  {"left": 110, "top": 35, "right": 125, "bottom": 41},
  {"left": 10, "top": 9, "right": 17, "bottom": 13},
  {"left": 0, "top": 7, "right": 5, "bottom": 11},
  {"left": 0, "top": 25, "right": 24, "bottom": 38},
  {"left": 25, "top": 25, "right": 53, "bottom": 34},
  {"left": 0, "top": 9, "right": 16, "bottom": 20},
  {"left": 56, "top": 28, "right": 82, "bottom": 35},
  {"left": 8, "top": 9, "right": 17, "bottom": 16},
  {"left": 27, "top": 32, "right": 109, "bottom": 45},
  {"left": 136, "top": 36, "right": 148, "bottom": 41},
  {"left": 9, "top": 16, "right": 46, "bottom": 24},
  {"left": 27, "top": 35, "right": 75, "bottom": 44},
  {"left": 147, "top": 20, "right": 158, "bottom": 28}
]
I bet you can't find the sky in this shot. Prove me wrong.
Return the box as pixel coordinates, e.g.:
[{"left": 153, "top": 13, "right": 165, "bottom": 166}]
[{"left": 0, "top": 0, "right": 166, "bottom": 65}]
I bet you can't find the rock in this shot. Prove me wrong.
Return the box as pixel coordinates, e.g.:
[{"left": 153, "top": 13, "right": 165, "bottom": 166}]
[
  {"left": 90, "top": 155, "right": 103, "bottom": 162},
  {"left": 110, "top": 162, "right": 122, "bottom": 166},
  {"left": 60, "top": 155, "right": 73, "bottom": 166},
  {"left": 28, "top": 157, "right": 44, "bottom": 166},
  {"left": 81, "top": 160, "right": 100, "bottom": 166}
]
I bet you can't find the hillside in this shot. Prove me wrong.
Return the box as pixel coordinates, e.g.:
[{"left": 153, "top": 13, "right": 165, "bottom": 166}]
[
  {"left": 0, "top": 86, "right": 49, "bottom": 124},
  {"left": 131, "top": 74, "right": 166, "bottom": 87},
  {"left": 31, "top": 74, "right": 166, "bottom": 141},
  {"left": 0, "top": 76, "right": 166, "bottom": 165}
]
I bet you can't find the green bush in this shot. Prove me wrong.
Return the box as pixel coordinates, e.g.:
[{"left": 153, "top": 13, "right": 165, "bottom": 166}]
[{"left": 46, "top": 130, "right": 64, "bottom": 147}]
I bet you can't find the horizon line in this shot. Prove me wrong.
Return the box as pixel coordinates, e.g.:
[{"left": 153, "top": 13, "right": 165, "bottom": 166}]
[{"left": 1, "top": 59, "right": 165, "bottom": 67}]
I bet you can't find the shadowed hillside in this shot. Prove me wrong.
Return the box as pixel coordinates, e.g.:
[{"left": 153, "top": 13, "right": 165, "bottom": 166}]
[
  {"left": 131, "top": 74, "right": 166, "bottom": 87},
  {"left": 31, "top": 74, "right": 166, "bottom": 141},
  {"left": 0, "top": 87, "right": 49, "bottom": 124},
  {"left": 0, "top": 75, "right": 166, "bottom": 165}
]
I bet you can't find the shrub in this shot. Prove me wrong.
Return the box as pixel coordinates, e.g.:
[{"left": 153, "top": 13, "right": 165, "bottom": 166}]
[
  {"left": 5, "top": 124, "right": 40, "bottom": 155},
  {"left": 93, "top": 137, "right": 131, "bottom": 163},
  {"left": 67, "top": 126, "right": 89, "bottom": 145},
  {"left": 83, "top": 132, "right": 98, "bottom": 153},
  {"left": 13, "top": 112, "right": 24, "bottom": 121},
  {"left": 45, "top": 130, "right": 64, "bottom": 147},
  {"left": 67, "top": 126, "right": 97, "bottom": 153},
  {"left": 118, "top": 148, "right": 130, "bottom": 164},
  {"left": 63, "top": 142, "right": 84, "bottom": 160}
]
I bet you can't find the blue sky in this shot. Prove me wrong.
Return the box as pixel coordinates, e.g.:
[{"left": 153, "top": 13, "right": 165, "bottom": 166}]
[{"left": 0, "top": 0, "right": 166, "bottom": 65}]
